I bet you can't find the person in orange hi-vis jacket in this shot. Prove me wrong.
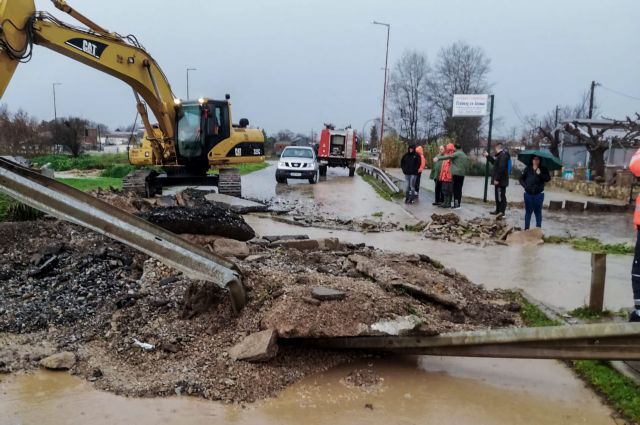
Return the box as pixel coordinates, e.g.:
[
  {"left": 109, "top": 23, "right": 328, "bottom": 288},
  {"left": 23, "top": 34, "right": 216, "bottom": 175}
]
[
  {"left": 415, "top": 145, "right": 427, "bottom": 197},
  {"left": 629, "top": 147, "right": 640, "bottom": 322}
]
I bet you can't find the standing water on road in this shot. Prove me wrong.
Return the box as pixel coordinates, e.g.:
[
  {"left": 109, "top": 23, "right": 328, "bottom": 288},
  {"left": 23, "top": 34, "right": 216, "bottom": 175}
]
[{"left": 0, "top": 356, "right": 616, "bottom": 425}]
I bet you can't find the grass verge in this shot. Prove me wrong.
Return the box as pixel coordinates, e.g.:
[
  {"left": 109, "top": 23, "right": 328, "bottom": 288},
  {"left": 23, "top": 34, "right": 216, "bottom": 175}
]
[
  {"left": 31, "top": 153, "right": 129, "bottom": 171},
  {"left": 573, "top": 360, "right": 640, "bottom": 422},
  {"left": 568, "top": 306, "right": 627, "bottom": 321},
  {"left": 357, "top": 168, "right": 404, "bottom": 201},
  {"left": 237, "top": 162, "right": 270, "bottom": 175},
  {"left": 514, "top": 293, "right": 640, "bottom": 423},
  {"left": 544, "top": 235, "right": 633, "bottom": 255},
  {"left": 57, "top": 177, "right": 123, "bottom": 191},
  {"left": 0, "top": 193, "right": 13, "bottom": 221},
  {"left": 208, "top": 162, "right": 270, "bottom": 176},
  {"left": 512, "top": 293, "right": 561, "bottom": 327}
]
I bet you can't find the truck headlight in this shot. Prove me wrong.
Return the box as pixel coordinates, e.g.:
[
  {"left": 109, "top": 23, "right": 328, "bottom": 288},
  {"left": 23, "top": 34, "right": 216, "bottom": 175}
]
[{"left": 279, "top": 162, "right": 286, "bottom": 167}]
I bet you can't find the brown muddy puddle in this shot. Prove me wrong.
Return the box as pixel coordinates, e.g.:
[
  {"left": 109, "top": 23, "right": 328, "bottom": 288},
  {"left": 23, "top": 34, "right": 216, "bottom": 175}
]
[{"left": 0, "top": 356, "right": 615, "bottom": 425}]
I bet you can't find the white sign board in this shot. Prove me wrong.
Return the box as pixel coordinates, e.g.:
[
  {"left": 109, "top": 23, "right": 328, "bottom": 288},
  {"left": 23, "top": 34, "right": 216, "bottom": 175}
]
[{"left": 452, "top": 94, "right": 489, "bottom": 117}]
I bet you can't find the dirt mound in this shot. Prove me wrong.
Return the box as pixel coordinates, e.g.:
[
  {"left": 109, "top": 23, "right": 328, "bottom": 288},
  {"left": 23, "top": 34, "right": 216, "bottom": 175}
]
[
  {"left": 423, "top": 213, "right": 513, "bottom": 245},
  {"left": 0, "top": 220, "right": 519, "bottom": 403}
]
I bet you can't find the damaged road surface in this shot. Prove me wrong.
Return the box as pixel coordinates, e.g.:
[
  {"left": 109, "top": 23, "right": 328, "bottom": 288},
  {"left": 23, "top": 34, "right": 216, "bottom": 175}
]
[
  {"left": 137, "top": 189, "right": 255, "bottom": 241},
  {"left": 0, "top": 219, "right": 521, "bottom": 402}
]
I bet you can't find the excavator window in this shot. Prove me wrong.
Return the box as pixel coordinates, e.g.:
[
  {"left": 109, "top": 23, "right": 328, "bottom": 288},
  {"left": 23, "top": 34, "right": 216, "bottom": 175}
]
[
  {"left": 204, "top": 102, "right": 230, "bottom": 148},
  {"left": 176, "top": 104, "right": 203, "bottom": 158}
]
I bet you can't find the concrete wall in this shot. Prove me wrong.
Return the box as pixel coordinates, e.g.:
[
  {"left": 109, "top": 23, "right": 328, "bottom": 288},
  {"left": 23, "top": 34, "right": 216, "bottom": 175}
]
[{"left": 548, "top": 177, "right": 637, "bottom": 201}]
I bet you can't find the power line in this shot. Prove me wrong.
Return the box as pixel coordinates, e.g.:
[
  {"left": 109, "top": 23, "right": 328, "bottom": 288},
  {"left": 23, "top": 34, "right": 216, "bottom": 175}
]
[{"left": 598, "top": 84, "right": 640, "bottom": 102}]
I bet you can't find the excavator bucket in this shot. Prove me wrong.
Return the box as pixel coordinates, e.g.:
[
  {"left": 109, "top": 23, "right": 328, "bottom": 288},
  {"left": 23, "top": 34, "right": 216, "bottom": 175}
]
[{"left": 0, "top": 0, "right": 35, "bottom": 98}]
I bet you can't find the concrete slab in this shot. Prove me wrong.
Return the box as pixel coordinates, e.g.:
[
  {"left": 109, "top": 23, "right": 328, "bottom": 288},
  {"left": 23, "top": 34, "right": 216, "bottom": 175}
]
[
  {"left": 204, "top": 193, "right": 268, "bottom": 213},
  {"left": 229, "top": 329, "right": 278, "bottom": 362}
]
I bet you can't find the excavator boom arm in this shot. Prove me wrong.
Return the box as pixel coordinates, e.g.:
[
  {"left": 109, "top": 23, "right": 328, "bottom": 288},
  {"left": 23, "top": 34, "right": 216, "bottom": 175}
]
[{"left": 0, "top": 0, "right": 177, "bottom": 143}]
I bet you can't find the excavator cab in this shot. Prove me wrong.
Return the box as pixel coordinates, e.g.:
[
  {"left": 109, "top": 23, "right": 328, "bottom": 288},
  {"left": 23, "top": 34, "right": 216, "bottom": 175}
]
[{"left": 175, "top": 99, "right": 231, "bottom": 173}]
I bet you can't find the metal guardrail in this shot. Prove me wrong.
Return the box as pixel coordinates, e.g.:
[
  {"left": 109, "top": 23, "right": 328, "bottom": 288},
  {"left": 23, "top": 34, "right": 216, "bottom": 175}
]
[
  {"left": 358, "top": 163, "right": 401, "bottom": 194},
  {"left": 0, "top": 157, "right": 246, "bottom": 312},
  {"left": 294, "top": 322, "right": 640, "bottom": 360}
]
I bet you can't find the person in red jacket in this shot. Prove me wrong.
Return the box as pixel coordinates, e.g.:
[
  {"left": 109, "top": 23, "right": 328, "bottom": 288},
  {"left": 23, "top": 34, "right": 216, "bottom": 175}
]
[
  {"left": 438, "top": 143, "right": 455, "bottom": 208},
  {"left": 629, "top": 148, "right": 640, "bottom": 322}
]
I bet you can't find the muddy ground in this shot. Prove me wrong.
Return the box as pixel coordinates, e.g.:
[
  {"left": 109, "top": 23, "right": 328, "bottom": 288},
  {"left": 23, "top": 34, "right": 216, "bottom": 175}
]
[{"left": 0, "top": 215, "right": 520, "bottom": 403}]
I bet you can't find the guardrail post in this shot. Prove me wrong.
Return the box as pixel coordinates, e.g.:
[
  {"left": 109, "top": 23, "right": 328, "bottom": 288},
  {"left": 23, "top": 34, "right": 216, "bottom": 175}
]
[{"left": 589, "top": 253, "right": 607, "bottom": 312}]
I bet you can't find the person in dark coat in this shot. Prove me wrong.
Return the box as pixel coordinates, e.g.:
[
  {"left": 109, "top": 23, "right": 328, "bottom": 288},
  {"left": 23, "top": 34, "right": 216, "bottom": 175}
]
[
  {"left": 430, "top": 145, "right": 445, "bottom": 205},
  {"left": 519, "top": 156, "right": 550, "bottom": 229},
  {"left": 483, "top": 142, "right": 510, "bottom": 217},
  {"left": 401, "top": 144, "right": 421, "bottom": 204}
]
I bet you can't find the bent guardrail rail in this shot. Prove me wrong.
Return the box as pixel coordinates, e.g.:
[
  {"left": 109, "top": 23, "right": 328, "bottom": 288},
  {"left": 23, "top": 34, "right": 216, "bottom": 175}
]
[
  {"left": 358, "top": 163, "right": 401, "bottom": 194},
  {"left": 294, "top": 322, "right": 640, "bottom": 360},
  {"left": 0, "top": 157, "right": 246, "bottom": 312}
]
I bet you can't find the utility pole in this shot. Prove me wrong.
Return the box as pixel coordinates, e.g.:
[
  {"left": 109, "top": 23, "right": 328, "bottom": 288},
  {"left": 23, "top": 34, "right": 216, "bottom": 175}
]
[
  {"left": 373, "top": 21, "right": 390, "bottom": 165},
  {"left": 52, "top": 82, "right": 62, "bottom": 121},
  {"left": 554, "top": 105, "right": 559, "bottom": 127},
  {"left": 482, "top": 95, "right": 495, "bottom": 203},
  {"left": 588, "top": 80, "right": 598, "bottom": 119},
  {"left": 186, "top": 67, "right": 197, "bottom": 100}
]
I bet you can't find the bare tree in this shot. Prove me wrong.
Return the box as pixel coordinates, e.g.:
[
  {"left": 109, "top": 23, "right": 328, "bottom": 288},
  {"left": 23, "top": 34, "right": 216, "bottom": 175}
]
[
  {"left": 428, "top": 41, "right": 491, "bottom": 151},
  {"left": 0, "top": 108, "right": 47, "bottom": 156},
  {"left": 563, "top": 113, "right": 639, "bottom": 178},
  {"left": 388, "top": 50, "right": 436, "bottom": 144},
  {"left": 615, "top": 113, "right": 640, "bottom": 141},
  {"left": 533, "top": 91, "right": 594, "bottom": 157},
  {"left": 48, "top": 117, "right": 90, "bottom": 157},
  {"left": 369, "top": 123, "right": 379, "bottom": 150}
]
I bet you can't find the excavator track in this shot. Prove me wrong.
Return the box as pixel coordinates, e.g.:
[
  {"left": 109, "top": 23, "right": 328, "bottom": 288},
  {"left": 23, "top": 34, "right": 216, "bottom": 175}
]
[
  {"left": 122, "top": 169, "right": 159, "bottom": 198},
  {"left": 218, "top": 168, "right": 242, "bottom": 197}
]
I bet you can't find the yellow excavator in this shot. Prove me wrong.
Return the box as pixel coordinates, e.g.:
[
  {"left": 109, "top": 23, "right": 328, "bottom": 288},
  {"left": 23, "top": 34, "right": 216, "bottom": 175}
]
[{"left": 0, "top": 0, "right": 264, "bottom": 196}]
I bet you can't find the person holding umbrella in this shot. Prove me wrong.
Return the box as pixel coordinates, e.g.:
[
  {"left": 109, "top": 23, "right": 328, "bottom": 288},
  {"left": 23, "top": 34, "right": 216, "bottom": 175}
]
[{"left": 517, "top": 150, "right": 562, "bottom": 229}]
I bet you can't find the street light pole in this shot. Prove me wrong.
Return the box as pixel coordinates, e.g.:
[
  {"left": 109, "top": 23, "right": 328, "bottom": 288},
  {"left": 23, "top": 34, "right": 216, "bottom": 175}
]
[
  {"left": 372, "top": 21, "right": 390, "bottom": 165},
  {"left": 186, "top": 67, "right": 197, "bottom": 100},
  {"left": 52, "top": 82, "right": 62, "bottom": 121}
]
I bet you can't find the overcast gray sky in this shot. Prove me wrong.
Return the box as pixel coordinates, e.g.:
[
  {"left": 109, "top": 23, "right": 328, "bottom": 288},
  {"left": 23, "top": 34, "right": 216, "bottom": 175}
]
[{"left": 2, "top": 0, "right": 639, "bottom": 137}]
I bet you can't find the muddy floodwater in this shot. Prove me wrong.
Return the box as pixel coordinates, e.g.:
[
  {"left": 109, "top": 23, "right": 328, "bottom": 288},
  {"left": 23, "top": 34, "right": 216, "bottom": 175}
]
[
  {"left": 0, "top": 356, "right": 616, "bottom": 425},
  {"left": 246, "top": 215, "right": 633, "bottom": 312}
]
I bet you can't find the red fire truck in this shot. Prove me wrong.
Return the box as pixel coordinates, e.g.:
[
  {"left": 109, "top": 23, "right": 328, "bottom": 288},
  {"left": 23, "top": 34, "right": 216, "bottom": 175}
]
[{"left": 316, "top": 124, "right": 357, "bottom": 177}]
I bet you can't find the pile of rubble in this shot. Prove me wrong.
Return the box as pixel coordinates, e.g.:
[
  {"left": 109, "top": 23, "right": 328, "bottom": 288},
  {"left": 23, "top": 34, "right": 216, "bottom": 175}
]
[
  {"left": 0, "top": 218, "right": 521, "bottom": 402},
  {"left": 421, "top": 213, "right": 514, "bottom": 245},
  {"left": 262, "top": 198, "right": 401, "bottom": 232}
]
